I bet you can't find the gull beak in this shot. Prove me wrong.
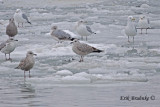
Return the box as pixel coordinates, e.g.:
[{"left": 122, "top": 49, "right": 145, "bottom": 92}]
[
  {"left": 15, "top": 40, "right": 18, "bottom": 41},
  {"left": 132, "top": 18, "right": 135, "bottom": 21},
  {"left": 33, "top": 54, "right": 37, "bottom": 56},
  {"left": 70, "top": 42, "right": 73, "bottom": 44}
]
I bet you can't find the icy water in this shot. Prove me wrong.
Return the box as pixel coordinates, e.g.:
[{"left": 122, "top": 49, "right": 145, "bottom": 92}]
[{"left": 0, "top": 0, "right": 160, "bottom": 107}]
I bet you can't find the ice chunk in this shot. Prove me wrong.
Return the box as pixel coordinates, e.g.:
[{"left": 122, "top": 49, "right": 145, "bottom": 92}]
[{"left": 56, "top": 70, "right": 73, "bottom": 76}]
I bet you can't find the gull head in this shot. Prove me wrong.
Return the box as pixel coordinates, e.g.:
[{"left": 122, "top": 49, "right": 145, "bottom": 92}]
[
  {"left": 27, "top": 51, "right": 37, "bottom": 56},
  {"left": 140, "top": 15, "right": 145, "bottom": 20},
  {"left": 71, "top": 39, "right": 80, "bottom": 44},
  {"left": 51, "top": 26, "right": 58, "bottom": 31},
  {"left": 78, "top": 20, "right": 87, "bottom": 25},
  {"left": 128, "top": 16, "right": 135, "bottom": 22},
  {"left": 9, "top": 18, "right": 15, "bottom": 23},
  {"left": 16, "top": 9, "right": 22, "bottom": 13}
]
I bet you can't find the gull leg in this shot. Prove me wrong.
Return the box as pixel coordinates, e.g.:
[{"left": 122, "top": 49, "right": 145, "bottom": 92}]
[
  {"left": 5, "top": 54, "right": 7, "bottom": 60},
  {"left": 146, "top": 29, "right": 147, "bottom": 34},
  {"left": 79, "top": 56, "right": 83, "bottom": 62},
  {"left": 81, "top": 36, "right": 83, "bottom": 40},
  {"left": 141, "top": 29, "right": 142, "bottom": 34},
  {"left": 24, "top": 71, "right": 26, "bottom": 78},
  {"left": 86, "top": 36, "right": 87, "bottom": 41},
  {"left": 8, "top": 53, "right": 12, "bottom": 62},
  {"left": 29, "top": 70, "right": 31, "bottom": 78},
  {"left": 128, "top": 36, "right": 130, "bottom": 43}
]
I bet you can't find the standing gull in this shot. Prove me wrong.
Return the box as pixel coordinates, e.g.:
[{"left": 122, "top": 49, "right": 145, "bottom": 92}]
[
  {"left": 6, "top": 18, "right": 18, "bottom": 38},
  {"left": 15, "top": 51, "right": 37, "bottom": 78},
  {"left": 71, "top": 39, "right": 103, "bottom": 62},
  {"left": 75, "top": 21, "right": 96, "bottom": 41},
  {"left": 0, "top": 38, "right": 18, "bottom": 61},
  {"left": 50, "top": 26, "right": 76, "bottom": 43},
  {"left": 125, "top": 16, "right": 137, "bottom": 43},
  {"left": 14, "top": 9, "right": 31, "bottom": 27},
  {"left": 138, "top": 15, "right": 150, "bottom": 34}
]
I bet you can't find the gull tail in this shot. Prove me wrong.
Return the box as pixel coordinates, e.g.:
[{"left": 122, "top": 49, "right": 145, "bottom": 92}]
[
  {"left": 70, "top": 37, "right": 77, "bottom": 41},
  {"left": 93, "top": 32, "right": 96, "bottom": 34},
  {"left": 92, "top": 47, "right": 104, "bottom": 53},
  {"left": 27, "top": 21, "right": 31, "bottom": 24}
]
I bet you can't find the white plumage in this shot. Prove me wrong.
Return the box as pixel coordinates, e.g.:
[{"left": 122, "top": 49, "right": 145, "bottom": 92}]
[
  {"left": 75, "top": 21, "right": 96, "bottom": 41},
  {"left": 14, "top": 9, "right": 31, "bottom": 27},
  {"left": 125, "top": 16, "right": 137, "bottom": 43},
  {"left": 138, "top": 15, "right": 150, "bottom": 34}
]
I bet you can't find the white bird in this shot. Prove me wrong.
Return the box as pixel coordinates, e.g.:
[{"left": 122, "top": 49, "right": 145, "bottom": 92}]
[
  {"left": 75, "top": 21, "right": 96, "bottom": 41},
  {"left": 50, "top": 26, "right": 76, "bottom": 43},
  {"left": 0, "top": 38, "right": 18, "bottom": 61},
  {"left": 14, "top": 9, "right": 31, "bottom": 27},
  {"left": 125, "top": 16, "right": 137, "bottom": 43},
  {"left": 138, "top": 15, "right": 150, "bottom": 34},
  {"left": 15, "top": 51, "right": 37, "bottom": 78},
  {"left": 71, "top": 39, "right": 103, "bottom": 62},
  {"left": 6, "top": 18, "right": 18, "bottom": 38}
]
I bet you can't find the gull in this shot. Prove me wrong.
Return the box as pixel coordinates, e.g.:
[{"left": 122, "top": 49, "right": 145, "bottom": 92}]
[
  {"left": 15, "top": 51, "right": 37, "bottom": 78},
  {"left": 75, "top": 21, "right": 96, "bottom": 41},
  {"left": 125, "top": 16, "right": 137, "bottom": 43},
  {"left": 138, "top": 15, "right": 150, "bottom": 34},
  {"left": 50, "top": 26, "right": 76, "bottom": 43},
  {"left": 0, "top": 38, "right": 18, "bottom": 61},
  {"left": 6, "top": 18, "right": 18, "bottom": 38},
  {"left": 71, "top": 39, "right": 103, "bottom": 62},
  {"left": 14, "top": 9, "right": 31, "bottom": 27}
]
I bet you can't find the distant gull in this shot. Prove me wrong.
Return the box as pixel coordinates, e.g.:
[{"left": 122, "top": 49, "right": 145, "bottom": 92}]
[
  {"left": 138, "top": 15, "right": 150, "bottom": 34},
  {"left": 0, "top": 38, "right": 18, "bottom": 61},
  {"left": 71, "top": 39, "right": 103, "bottom": 62},
  {"left": 15, "top": 51, "right": 37, "bottom": 78},
  {"left": 50, "top": 26, "right": 76, "bottom": 43},
  {"left": 125, "top": 16, "right": 137, "bottom": 43},
  {"left": 75, "top": 21, "right": 96, "bottom": 41},
  {"left": 6, "top": 18, "right": 18, "bottom": 38},
  {"left": 14, "top": 9, "right": 31, "bottom": 27}
]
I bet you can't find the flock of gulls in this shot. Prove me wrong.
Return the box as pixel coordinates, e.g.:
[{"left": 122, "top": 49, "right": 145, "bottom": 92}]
[{"left": 0, "top": 9, "right": 151, "bottom": 77}]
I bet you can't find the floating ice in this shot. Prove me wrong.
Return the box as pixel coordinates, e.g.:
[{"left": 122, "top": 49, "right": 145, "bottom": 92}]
[{"left": 56, "top": 70, "right": 73, "bottom": 76}]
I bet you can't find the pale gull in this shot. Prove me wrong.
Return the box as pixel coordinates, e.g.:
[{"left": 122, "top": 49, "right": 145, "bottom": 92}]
[
  {"left": 15, "top": 51, "right": 37, "bottom": 78},
  {"left": 71, "top": 39, "right": 103, "bottom": 62},
  {"left": 14, "top": 9, "right": 31, "bottom": 27},
  {"left": 50, "top": 26, "right": 76, "bottom": 43},
  {"left": 125, "top": 16, "right": 137, "bottom": 43},
  {"left": 0, "top": 38, "right": 18, "bottom": 61},
  {"left": 6, "top": 18, "right": 18, "bottom": 38},
  {"left": 75, "top": 21, "right": 96, "bottom": 41},
  {"left": 138, "top": 15, "right": 150, "bottom": 34}
]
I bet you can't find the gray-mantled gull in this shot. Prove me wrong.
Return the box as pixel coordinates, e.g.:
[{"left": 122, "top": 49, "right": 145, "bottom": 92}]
[
  {"left": 0, "top": 38, "right": 18, "bottom": 61},
  {"left": 50, "top": 26, "right": 76, "bottom": 43},
  {"left": 125, "top": 16, "right": 137, "bottom": 43},
  {"left": 71, "top": 39, "right": 103, "bottom": 62},
  {"left": 138, "top": 15, "right": 150, "bottom": 34},
  {"left": 14, "top": 9, "right": 31, "bottom": 27},
  {"left": 15, "top": 51, "right": 37, "bottom": 78},
  {"left": 6, "top": 18, "right": 18, "bottom": 38},
  {"left": 75, "top": 21, "right": 96, "bottom": 41}
]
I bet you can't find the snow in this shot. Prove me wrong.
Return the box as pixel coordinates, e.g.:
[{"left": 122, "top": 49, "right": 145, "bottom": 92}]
[{"left": 56, "top": 70, "right": 73, "bottom": 76}]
